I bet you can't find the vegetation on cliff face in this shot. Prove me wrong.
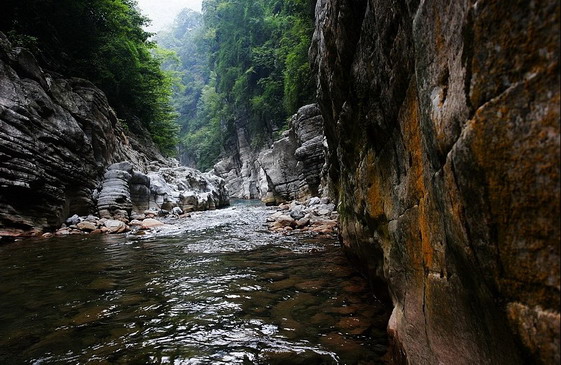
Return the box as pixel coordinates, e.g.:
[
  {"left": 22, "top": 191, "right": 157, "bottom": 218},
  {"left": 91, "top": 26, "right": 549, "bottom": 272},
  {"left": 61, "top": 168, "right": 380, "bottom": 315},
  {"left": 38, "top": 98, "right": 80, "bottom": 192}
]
[
  {"left": 1, "top": 0, "right": 178, "bottom": 155},
  {"left": 156, "top": 0, "right": 316, "bottom": 171}
]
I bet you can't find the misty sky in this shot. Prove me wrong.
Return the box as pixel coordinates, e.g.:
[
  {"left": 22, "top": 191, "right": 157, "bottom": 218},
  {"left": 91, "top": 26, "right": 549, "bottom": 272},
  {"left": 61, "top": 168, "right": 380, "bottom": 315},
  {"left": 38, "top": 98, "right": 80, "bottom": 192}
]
[{"left": 136, "top": 0, "right": 203, "bottom": 32}]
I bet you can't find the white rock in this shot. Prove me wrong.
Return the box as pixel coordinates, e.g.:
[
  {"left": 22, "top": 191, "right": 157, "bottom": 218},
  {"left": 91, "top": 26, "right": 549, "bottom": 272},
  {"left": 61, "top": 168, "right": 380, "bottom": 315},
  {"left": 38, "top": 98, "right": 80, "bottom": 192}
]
[
  {"left": 104, "top": 220, "right": 127, "bottom": 233},
  {"left": 141, "top": 218, "right": 165, "bottom": 229},
  {"left": 308, "top": 197, "right": 321, "bottom": 206}
]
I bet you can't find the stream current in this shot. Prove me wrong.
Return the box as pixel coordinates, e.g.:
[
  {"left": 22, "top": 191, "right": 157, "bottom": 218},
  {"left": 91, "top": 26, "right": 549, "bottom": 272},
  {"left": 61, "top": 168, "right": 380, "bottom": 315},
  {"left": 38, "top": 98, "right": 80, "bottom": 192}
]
[{"left": 0, "top": 200, "right": 389, "bottom": 364}]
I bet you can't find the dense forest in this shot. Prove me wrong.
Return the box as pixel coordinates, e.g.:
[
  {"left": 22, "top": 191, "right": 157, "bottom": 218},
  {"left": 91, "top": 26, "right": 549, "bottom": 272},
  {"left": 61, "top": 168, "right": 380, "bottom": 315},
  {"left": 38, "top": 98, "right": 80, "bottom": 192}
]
[
  {"left": 1, "top": 0, "right": 179, "bottom": 154},
  {"left": 1, "top": 0, "right": 315, "bottom": 168},
  {"left": 156, "top": 0, "right": 316, "bottom": 171}
]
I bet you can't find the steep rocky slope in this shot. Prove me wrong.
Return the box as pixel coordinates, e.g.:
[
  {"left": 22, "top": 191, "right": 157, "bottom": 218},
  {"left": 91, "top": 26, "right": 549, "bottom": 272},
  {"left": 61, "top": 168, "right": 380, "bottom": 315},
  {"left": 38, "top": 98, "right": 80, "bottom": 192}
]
[
  {"left": 311, "top": 0, "right": 559, "bottom": 364},
  {"left": 0, "top": 32, "right": 165, "bottom": 237},
  {"left": 212, "top": 104, "right": 327, "bottom": 203}
]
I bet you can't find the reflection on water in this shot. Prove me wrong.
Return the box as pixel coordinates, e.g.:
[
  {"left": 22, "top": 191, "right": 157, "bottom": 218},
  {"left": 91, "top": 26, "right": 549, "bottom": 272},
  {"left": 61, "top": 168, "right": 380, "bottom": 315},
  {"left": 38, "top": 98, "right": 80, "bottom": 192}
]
[{"left": 0, "top": 201, "right": 389, "bottom": 364}]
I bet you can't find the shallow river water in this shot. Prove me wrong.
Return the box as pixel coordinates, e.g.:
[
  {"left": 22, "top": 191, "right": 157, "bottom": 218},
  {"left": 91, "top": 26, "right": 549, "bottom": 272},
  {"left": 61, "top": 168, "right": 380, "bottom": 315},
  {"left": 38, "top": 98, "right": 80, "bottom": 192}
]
[{"left": 0, "top": 201, "right": 389, "bottom": 364}]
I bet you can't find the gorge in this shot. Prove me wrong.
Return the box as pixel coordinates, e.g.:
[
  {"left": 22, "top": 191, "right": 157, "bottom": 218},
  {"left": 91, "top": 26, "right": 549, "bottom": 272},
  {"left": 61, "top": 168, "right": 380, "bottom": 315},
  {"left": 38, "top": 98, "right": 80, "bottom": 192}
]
[{"left": 1, "top": 0, "right": 560, "bottom": 364}]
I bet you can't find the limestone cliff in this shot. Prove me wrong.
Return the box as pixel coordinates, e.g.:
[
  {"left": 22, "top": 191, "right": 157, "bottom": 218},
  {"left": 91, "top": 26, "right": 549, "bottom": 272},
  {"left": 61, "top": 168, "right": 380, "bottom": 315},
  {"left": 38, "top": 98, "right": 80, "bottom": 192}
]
[
  {"left": 0, "top": 32, "right": 164, "bottom": 237},
  {"left": 212, "top": 104, "right": 327, "bottom": 203},
  {"left": 311, "top": 0, "right": 560, "bottom": 364}
]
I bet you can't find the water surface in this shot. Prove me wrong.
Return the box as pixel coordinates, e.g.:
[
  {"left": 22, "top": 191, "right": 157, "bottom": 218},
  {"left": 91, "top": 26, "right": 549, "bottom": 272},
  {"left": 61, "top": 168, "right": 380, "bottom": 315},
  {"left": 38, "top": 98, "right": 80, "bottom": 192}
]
[{"left": 0, "top": 201, "right": 389, "bottom": 364}]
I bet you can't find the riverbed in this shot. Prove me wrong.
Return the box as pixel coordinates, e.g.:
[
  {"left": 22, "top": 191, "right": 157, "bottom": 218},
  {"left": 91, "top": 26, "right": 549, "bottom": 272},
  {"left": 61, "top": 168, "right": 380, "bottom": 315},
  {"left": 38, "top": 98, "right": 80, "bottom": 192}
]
[{"left": 0, "top": 201, "right": 389, "bottom": 364}]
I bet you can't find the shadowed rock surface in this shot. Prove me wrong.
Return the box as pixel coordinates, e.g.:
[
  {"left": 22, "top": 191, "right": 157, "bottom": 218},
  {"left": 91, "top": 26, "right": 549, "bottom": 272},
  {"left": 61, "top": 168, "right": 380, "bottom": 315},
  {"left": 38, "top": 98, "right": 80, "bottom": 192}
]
[
  {"left": 0, "top": 32, "right": 164, "bottom": 237},
  {"left": 311, "top": 0, "right": 560, "bottom": 363}
]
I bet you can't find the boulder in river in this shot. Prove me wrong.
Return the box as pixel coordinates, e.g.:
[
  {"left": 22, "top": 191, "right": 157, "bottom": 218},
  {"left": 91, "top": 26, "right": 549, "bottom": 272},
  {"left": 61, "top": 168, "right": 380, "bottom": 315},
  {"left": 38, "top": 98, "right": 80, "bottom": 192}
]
[
  {"left": 141, "top": 218, "right": 164, "bottom": 230},
  {"left": 95, "top": 161, "right": 229, "bottom": 222},
  {"left": 104, "top": 220, "right": 127, "bottom": 234},
  {"left": 77, "top": 221, "right": 96, "bottom": 232}
]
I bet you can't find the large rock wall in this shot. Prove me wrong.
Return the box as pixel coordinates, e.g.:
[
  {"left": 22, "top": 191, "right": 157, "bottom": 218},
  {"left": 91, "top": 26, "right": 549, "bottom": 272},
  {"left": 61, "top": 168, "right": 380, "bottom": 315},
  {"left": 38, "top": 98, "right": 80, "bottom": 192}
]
[
  {"left": 0, "top": 33, "right": 164, "bottom": 237},
  {"left": 96, "top": 161, "right": 229, "bottom": 222},
  {"left": 212, "top": 104, "right": 327, "bottom": 203},
  {"left": 311, "top": 0, "right": 559, "bottom": 364}
]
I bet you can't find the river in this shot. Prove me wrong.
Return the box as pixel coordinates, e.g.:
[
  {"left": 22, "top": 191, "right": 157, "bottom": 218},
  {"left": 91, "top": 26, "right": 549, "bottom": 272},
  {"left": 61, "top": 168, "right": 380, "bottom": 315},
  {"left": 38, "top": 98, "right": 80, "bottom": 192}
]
[{"left": 0, "top": 200, "right": 390, "bottom": 364}]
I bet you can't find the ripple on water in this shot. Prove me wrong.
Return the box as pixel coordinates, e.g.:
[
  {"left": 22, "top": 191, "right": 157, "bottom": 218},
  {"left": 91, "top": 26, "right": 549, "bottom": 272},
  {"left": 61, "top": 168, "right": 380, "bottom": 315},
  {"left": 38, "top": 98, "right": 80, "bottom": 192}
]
[{"left": 0, "top": 202, "right": 390, "bottom": 364}]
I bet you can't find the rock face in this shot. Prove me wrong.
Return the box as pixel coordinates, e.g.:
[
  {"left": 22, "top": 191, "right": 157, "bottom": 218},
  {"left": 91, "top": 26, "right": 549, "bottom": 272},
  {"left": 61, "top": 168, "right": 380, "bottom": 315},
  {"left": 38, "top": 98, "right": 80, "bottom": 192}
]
[
  {"left": 97, "top": 162, "right": 135, "bottom": 220},
  {"left": 147, "top": 165, "right": 229, "bottom": 212},
  {"left": 96, "top": 161, "right": 229, "bottom": 221},
  {"left": 311, "top": 0, "right": 560, "bottom": 364},
  {"left": 212, "top": 104, "right": 327, "bottom": 203},
  {"left": 0, "top": 32, "right": 164, "bottom": 237}
]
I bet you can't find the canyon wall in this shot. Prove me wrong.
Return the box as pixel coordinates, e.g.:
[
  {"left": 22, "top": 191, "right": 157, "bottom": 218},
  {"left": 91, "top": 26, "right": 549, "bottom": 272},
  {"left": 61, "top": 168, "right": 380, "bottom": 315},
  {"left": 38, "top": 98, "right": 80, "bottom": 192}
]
[
  {"left": 212, "top": 104, "right": 327, "bottom": 203},
  {"left": 310, "top": 0, "right": 560, "bottom": 364},
  {"left": 0, "top": 32, "right": 164, "bottom": 237}
]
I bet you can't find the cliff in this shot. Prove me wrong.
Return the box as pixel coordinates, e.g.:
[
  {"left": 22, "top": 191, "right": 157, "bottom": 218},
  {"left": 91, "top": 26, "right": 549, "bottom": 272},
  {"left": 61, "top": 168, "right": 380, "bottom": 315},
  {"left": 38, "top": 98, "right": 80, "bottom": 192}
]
[
  {"left": 0, "top": 32, "right": 164, "bottom": 237},
  {"left": 311, "top": 0, "right": 560, "bottom": 364},
  {"left": 212, "top": 104, "right": 328, "bottom": 204}
]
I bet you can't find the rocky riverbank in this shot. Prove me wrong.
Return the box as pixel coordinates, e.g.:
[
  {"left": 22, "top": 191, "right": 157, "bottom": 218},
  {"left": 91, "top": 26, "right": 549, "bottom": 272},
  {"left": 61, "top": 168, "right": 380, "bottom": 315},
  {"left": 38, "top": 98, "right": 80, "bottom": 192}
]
[
  {"left": 47, "top": 160, "right": 229, "bottom": 238},
  {"left": 0, "top": 32, "right": 165, "bottom": 239},
  {"left": 267, "top": 197, "right": 338, "bottom": 236}
]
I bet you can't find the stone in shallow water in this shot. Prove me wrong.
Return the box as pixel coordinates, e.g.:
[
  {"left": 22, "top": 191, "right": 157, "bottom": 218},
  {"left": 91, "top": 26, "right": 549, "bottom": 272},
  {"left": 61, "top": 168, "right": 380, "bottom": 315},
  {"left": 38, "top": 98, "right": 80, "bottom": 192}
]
[
  {"left": 77, "top": 221, "right": 96, "bottom": 232},
  {"left": 104, "top": 220, "right": 127, "bottom": 234},
  {"left": 129, "top": 219, "right": 143, "bottom": 227},
  {"left": 259, "top": 350, "right": 336, "bottom": 365},
  {"left": 296, "top": 217, "right": 310, "bottom": 228},
  {"left": 71, "top": 306, "right": 106, "bottom": 325},
  {"left": 276, "top": 215, "right": 295, "bottom": 227},
  {"left": 289, "top": 205, "right": 305, "bottom": 220},
  {"left": 141, "top": 218, "right": 164, "bottom": 230}
]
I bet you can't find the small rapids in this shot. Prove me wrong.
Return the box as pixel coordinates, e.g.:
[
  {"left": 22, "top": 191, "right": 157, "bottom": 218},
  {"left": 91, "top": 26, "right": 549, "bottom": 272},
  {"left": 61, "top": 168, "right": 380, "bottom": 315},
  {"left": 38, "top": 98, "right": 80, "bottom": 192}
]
[{"left": 0, "top": 200, "right": 389, "bottom": 364}]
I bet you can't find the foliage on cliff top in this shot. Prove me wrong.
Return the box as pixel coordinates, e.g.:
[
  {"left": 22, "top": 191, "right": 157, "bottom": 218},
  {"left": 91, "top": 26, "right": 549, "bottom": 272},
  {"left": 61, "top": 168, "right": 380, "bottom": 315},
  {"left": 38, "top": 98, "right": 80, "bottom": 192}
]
[
  {"left": 156, "top": 0, "right": 315, "bottom": 171},
  {"left": 1, "top": 0, "right": 178, "bottom": 155}
]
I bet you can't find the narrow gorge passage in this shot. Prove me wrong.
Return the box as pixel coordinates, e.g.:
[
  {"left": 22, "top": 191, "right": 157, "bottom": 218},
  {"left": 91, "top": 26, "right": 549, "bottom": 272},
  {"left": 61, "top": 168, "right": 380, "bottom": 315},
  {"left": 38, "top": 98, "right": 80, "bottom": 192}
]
[{"left": 0, "top": 201, "right": 390, "bottom": 364}]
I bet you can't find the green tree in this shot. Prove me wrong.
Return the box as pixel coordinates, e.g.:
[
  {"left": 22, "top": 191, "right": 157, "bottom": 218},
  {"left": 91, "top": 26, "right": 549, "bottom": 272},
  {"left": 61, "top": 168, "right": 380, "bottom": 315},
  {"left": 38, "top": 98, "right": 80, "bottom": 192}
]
[
  {"left": 153, "top": 0, "right": 315, "bottom": 168},
  {"left": 1, "top": 0, "right": 179, "bottom": 155}
]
